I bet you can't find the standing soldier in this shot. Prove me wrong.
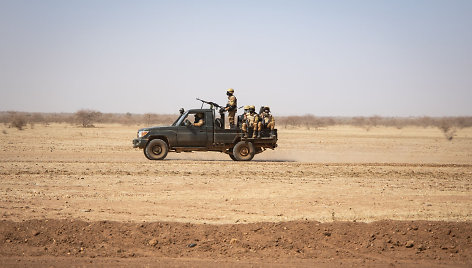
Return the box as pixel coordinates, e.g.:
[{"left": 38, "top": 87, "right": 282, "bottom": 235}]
[
  {"left": 260, "top": 106, "right": 276, "bottom": 137},
  {"left": 224, "top": 88, "right": 237, "bottom": 128},
  {"left": 242, "top": 105, "right": 259, "bottom": 138}
]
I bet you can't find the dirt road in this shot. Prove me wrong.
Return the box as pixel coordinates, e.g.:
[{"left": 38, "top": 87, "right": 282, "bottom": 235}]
[{"left": 1, "top": 124, "right": 471, "bottom": 266}]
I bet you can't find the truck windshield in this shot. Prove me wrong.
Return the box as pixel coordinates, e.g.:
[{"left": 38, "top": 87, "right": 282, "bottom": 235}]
[{"left": 172, "top": 113, "right": 185, "bottom": 126}]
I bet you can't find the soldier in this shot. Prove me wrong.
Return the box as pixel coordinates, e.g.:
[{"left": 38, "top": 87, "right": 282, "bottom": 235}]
[
  {"left": 224, "top": 88, "right": 237, "bottom": 128},
  {"left": 237, "top": 105, "right": 250, "bottom": 129},
  {"left": 258, "top": 106, "right": 266, "bottom": 116},
  {"left": 260, "top": 106, "right": 275, "bottom": 137},
  {"left": 243, "top": 105, "right": 250, "bottom": 115},
  {"left": 241, "top": 105, "right": 259, "bottom": 138},
  {"left": 193, "top": 113, "right": 204, "bottom": 127}
]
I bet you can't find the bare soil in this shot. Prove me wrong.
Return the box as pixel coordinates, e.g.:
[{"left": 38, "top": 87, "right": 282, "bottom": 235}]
[
  {"left": 1, "top": 123, "right": 471, "bottom": 266},
  {"left": 1, "top": 219, "right": 471, "bottom": 267}
]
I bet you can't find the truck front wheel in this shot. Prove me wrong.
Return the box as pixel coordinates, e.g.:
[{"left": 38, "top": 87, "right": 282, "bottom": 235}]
[
  {"left": 144, "top": 139, "right": 169, "bottom": 160},
  {"left": 229, "top": 153, "right": 237, "bottom": 161},
  {"left": 232, "top": 141, "right": 255, "bottom": 161}
]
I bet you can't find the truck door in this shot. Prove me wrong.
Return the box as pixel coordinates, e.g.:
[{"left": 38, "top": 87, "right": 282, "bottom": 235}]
[{"left": 177, "top": 112, "right": 209, "bottom": 147}]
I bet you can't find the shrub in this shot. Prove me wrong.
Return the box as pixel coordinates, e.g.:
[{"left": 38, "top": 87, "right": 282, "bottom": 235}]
[
  {"left": 10, "top": 113, "right": 27, "bottom": 130},
  {"left": 438, "top": 119, "right": 456, "bottom": 141},
  {"left": 75, "top": 109, "right": 102, "bottom": 128}
]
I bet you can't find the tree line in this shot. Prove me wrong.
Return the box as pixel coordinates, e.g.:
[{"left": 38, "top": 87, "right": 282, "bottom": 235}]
[{"left": 1, "top": 110, "right": 471, "bottom": 140}]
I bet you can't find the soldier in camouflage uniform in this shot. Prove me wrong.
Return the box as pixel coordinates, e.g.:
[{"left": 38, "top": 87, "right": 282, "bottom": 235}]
[
  {"left": 241, "top": 105, "right": 259, "bottom": 138},
  {"left": 243, "top": 105, "right": 250, "bottom": 116},
  {"left": 260, "top": 106, "right": 275, "bottom": 137},
  {"left": 224, "top": 88, "right": 237, "bottom": 128},
  {"left": 237, "top": 105, "right": 250, "bottom": 129}
]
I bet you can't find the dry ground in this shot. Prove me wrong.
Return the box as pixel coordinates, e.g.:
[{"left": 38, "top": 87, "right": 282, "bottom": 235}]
[{"left": 1, "top": 123, "right": 471, "bottom": 266}]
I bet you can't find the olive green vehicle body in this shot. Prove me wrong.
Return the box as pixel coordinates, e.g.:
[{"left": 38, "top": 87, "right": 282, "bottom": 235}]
[{"left": 132, "top": 108, "right": 277, "bottom": 161}]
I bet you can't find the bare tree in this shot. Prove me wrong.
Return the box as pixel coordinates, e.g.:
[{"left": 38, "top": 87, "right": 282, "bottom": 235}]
[
  {"left": 438, "top": 119, "right": 456, "bottom": 141},
  {"left": 9, "top": 112, "right": 27, "bottom": 130},
  {"left": 75, "top": 109, "right": 102, "bottom": 128}
]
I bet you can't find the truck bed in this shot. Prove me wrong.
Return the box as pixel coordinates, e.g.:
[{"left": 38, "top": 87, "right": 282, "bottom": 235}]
[{"left": 213, "top": 128, "right": 277, "bottom": 146}]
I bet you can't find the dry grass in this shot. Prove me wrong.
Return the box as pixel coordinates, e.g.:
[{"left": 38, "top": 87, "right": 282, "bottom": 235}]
[
  {"left": 0, "top": 111, "right": 177, "bottom": 127},
  {"left": 277, "top": 115, "right": 472, "bottom": 130},
  {"left": 276, "top": 115, "right": 472, "bottom": 140}
]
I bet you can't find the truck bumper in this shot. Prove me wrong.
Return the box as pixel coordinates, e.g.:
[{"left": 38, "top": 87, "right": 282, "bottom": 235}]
[{"left": 133, "top": 138, "right": 148, "bottom": 149}]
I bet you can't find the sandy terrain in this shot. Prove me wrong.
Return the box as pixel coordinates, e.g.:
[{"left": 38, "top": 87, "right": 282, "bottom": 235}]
[{"left": 1, "top": 123, "right": 471, "bottom": 266}]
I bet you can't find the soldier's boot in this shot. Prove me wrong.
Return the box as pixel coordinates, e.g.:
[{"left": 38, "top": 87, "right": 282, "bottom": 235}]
[
  {"left": 270, "top": 130, "right": 275, "bottom": 138},
  {"left": 257, "top": 131, "right": 261, "bottom": 138},
  {"left": 229, "top": 123, "right": 235, "bottom": 129},
  {"left": 252, "top": 131, "right": 257, "bottom": 138},
  {"left": 243, "top": 132, "right": 248, "bottom": 138}
]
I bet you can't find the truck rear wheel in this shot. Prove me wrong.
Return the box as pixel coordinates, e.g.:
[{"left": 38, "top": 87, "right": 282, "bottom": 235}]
[
  {"left": 232, "top": 141, "right": 255, "bottom": 161},
  {"left": 144, "top": 139, "right": 168, "bottom": 160}
]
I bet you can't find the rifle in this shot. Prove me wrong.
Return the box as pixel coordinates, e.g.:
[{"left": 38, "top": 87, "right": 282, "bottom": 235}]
[{"left": 196, "top": 98, "right": 224, "bottom": 109}]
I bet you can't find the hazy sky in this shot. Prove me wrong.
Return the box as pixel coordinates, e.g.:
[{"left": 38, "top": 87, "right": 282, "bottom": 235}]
[{"left": 1, "top": 0, "right": 471, "bottom": 116}]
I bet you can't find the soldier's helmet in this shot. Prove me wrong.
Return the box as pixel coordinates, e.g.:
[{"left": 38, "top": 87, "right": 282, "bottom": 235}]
[
  {"left": 244, "top": 105, "right": 249, "bottom": 110},
  {"left": 227, "top": 88, "right": 234, "bottom": 94},
  {"left": 264, "top": 106, "right": 270, "bottom": 112},
  {"left": 249, "top": 105, "right": 255, "bottom": 112}
]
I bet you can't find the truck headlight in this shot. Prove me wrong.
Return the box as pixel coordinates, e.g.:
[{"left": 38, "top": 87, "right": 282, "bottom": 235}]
[{"left": 138, "top": 131, "right": 149, "bottom": 138}]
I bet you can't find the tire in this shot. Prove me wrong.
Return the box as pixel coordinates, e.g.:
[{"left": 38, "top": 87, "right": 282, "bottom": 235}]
[
  {"left": 229, "top": 153, "right": 237, "bottom": 161},
  {"left": 144, "top": 139, "right": 168, "bottom": 160},
  {"left": 232, "top": 141, "right": 255, "bottom": 161}
]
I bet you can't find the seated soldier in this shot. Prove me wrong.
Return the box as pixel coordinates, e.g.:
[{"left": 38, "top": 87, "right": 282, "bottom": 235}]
[
  {"left": 241, "top": 105, "right": 259, "bottom": 138},
  {"left": 258, "top": 106, "right": 266, "bottom": 116},
  {"left": 257, "top": 106, "right": 266, "bottom": 130},
  {"left": 193, "top": 113, "right": 205, "bottom": 127},
  {"left": 260, "top": 106, "right": 275, "bottom": 137},
  {"left": 237, "top": 105, "right": 250, "bottom": 129}
]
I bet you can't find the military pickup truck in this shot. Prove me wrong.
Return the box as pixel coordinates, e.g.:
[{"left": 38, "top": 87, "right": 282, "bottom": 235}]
[{"left": 132, "top": 107, "right": 277, "bottom": 161}]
